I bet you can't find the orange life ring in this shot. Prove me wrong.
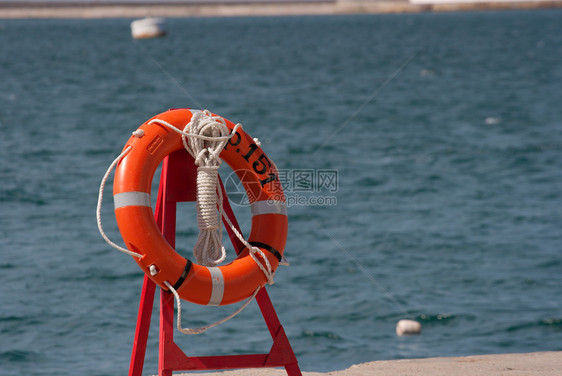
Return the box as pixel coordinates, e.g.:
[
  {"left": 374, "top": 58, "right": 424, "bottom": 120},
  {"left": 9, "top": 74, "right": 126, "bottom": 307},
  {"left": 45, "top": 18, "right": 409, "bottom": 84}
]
[{"left": 113, "top": 109, "right": 287, "bottom": 306}]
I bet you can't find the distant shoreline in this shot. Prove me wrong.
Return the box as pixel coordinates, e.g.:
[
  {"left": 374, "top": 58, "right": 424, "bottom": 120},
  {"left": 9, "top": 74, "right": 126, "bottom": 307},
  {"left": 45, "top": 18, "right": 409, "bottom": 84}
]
[{"left": 1, "top": 0, "right": 561, "bottom": 19}]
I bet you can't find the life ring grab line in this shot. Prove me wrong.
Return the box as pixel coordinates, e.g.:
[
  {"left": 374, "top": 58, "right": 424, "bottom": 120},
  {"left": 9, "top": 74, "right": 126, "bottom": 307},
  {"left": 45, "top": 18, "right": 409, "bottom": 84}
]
[
  {"left": 96, "top": 145, "right": 142, "bottom": 259},
  {"left": 111, "top": 108, "right": 288, "bottom": 307}
]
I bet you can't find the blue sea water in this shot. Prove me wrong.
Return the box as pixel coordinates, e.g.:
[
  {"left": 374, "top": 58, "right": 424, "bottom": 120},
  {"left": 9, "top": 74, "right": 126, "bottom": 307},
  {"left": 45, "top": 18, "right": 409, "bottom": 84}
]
[{"left": 1, "top": 10, "right": 561, "bottom": 376}]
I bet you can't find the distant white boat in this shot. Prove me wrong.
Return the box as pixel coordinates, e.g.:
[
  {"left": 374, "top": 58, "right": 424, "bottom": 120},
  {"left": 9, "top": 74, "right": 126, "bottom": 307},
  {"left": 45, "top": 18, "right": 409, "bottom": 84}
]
[{"left": 131, "top": 18, "right": 167, "bottom": 39}]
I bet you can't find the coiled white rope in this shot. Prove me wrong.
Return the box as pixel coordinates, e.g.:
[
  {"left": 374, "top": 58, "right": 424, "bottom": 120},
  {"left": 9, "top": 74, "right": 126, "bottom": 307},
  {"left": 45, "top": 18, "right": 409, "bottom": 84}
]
[
  {"left": 186, "top": 111, "right": 229, "bottom": 266},
  {"left": 150, "top": 111, "right": 234, "bottom": 266}
]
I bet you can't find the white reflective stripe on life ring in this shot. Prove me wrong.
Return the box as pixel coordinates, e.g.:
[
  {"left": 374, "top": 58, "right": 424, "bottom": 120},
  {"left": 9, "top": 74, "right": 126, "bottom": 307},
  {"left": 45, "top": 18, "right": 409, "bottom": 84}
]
[
  {"left": 251, "top": 200, "right": 287, "bottom": 217},
  {"left": 114, "top": 191, "right": 151, "bottom": 209},
  {"left": 207, "top": 266, "right": 225, "bottom": 306}
]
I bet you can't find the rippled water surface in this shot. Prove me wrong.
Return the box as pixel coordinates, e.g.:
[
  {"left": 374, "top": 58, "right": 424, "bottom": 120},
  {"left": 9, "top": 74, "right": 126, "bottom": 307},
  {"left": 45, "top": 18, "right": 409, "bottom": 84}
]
[{"left": 1, "top": 10, "right": 561, "bottom": 376}]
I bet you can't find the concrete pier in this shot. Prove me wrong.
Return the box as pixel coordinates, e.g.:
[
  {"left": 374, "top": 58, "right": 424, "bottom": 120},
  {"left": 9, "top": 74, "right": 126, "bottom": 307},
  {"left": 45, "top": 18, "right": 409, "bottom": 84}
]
[{"left": 171, "top": 352, "right": 562, "bottom": 376}]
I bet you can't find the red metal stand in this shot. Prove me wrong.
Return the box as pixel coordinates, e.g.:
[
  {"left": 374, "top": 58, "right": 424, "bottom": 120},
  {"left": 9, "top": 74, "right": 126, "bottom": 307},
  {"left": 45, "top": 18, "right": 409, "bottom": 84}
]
[{"left": 127, "top": 149, "right": 301, "bottom": 376}]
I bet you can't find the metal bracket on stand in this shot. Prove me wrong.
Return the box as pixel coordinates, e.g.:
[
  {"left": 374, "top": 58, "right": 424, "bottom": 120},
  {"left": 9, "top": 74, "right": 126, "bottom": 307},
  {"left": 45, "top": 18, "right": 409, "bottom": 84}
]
[{"left": 127, "top": 149, "right": 302, "bottom": 376}]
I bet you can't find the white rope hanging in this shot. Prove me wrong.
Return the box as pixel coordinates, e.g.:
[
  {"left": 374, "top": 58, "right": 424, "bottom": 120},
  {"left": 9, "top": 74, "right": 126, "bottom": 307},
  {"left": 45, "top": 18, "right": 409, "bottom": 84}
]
[
  {"left": 151, "top": 111, "right": 231, "bottom": 266},
  {"left": 222, "top": 212, "right": 275, "bottom": 285},
  {"left": 164, "top": 280, "right": 260, "bottom": 335},
  {"left": 96, "top": 144, "right": 143, "bottom": 259},
  {"left": 185, "top": 111, "right": 229, "bottom": 266}
]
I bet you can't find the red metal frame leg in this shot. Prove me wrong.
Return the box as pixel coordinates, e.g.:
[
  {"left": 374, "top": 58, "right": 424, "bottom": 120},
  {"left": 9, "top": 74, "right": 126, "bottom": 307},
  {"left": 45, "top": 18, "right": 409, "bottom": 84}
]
[
  {"left": 159, "top": 290, "right": 175, "bottom": 376},
  {"left": 256, "top": 289, "right": 301, "bottom": 376},
  {"left": 128, "top": 274, "right": 157, "bottom": 376}
]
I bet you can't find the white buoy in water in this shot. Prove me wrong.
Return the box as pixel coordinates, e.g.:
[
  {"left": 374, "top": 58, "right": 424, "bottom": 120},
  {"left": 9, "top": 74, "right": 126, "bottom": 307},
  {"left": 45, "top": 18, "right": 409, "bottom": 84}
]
[
  {"left": 131, "top": 18, "right": 167, "bottom": 39},
  {"left": 396, "top": 319, "right": 421, "bottom": 336}
]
